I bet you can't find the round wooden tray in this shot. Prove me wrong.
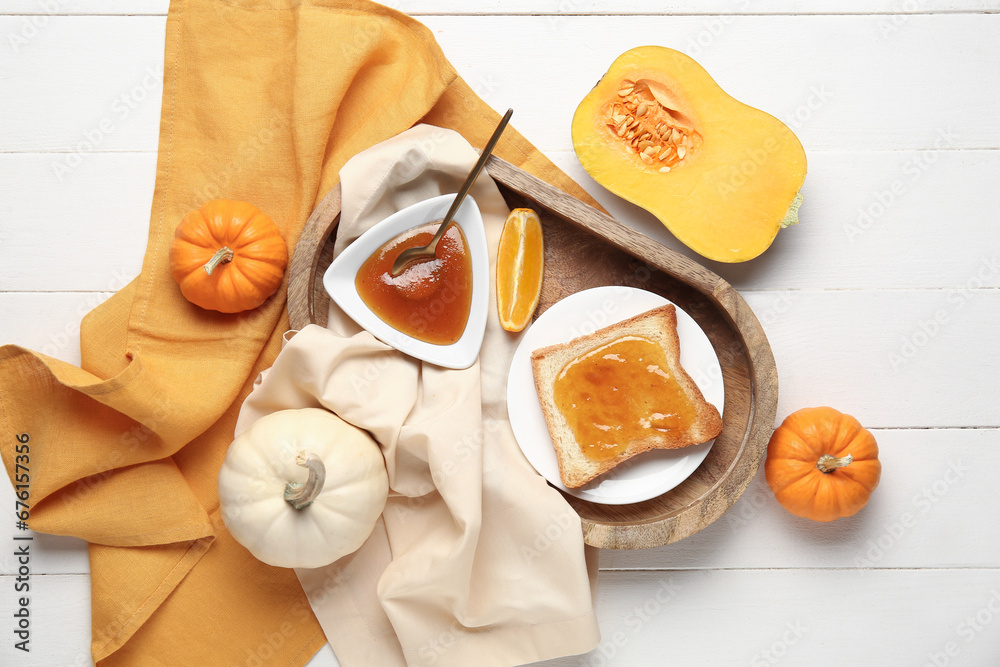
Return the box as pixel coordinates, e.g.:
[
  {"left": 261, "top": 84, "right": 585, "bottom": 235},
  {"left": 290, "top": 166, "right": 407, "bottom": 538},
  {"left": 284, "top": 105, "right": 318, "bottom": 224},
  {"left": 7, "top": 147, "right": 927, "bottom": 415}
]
[{"left": 287, "top": 155, "right": 778, "bottom": 550}]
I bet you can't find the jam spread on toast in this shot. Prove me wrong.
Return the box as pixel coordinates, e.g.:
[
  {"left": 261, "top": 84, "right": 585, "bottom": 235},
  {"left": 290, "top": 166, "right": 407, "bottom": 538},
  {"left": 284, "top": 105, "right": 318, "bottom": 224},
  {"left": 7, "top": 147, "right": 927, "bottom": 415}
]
[{"left": 553, "top": 335, "right": 697, "bottom": 462}]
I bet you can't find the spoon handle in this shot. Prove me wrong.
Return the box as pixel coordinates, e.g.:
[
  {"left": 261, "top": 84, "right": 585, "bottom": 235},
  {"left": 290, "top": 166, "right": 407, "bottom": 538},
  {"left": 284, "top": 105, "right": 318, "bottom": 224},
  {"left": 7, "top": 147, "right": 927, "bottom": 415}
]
[{"left": 426, "top": 108, "right": 513, "bottom": 252}]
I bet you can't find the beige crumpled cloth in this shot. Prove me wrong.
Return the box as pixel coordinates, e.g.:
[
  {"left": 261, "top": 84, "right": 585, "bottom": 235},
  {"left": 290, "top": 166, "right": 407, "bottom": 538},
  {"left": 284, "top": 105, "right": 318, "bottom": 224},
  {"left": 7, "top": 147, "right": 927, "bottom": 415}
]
[{"left": 235, "top": 125, "right": 600, "bottom": 667}]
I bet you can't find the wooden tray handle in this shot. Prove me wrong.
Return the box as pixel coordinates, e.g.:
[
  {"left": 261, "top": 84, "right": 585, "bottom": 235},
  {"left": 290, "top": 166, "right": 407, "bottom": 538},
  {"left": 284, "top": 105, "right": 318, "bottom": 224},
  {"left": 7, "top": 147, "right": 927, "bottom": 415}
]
[{"left": 287, "top": 183, "right": 341, "bottom": 331}]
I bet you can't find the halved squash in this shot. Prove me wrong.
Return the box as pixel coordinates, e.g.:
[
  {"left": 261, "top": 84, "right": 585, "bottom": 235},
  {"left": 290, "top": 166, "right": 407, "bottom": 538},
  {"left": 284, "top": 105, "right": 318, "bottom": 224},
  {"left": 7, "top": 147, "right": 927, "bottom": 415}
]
[{"left": 572, "top": 46, "right": 806, "bottom": 263}]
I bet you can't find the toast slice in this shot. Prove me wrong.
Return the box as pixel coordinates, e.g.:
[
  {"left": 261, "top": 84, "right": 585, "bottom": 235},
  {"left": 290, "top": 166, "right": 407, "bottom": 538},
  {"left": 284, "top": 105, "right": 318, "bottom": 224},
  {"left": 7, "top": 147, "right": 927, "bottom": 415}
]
[{"left": 530, "top": 304, "right": 723, "bottom": 489}]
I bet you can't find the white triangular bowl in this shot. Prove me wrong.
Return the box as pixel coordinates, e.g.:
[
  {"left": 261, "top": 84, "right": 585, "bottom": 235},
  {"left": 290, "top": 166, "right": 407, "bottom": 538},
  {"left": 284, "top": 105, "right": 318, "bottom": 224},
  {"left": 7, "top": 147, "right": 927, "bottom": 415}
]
[{"left": 322, "top": 194, "right": 489, "bottom": 370}]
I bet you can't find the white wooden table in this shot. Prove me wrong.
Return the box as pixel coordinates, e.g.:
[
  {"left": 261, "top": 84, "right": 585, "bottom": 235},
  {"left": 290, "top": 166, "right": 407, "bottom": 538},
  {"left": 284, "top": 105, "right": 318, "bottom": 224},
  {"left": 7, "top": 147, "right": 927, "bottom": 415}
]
[{"left": 3, "top": 2, "right": 999, "bottom": 665}]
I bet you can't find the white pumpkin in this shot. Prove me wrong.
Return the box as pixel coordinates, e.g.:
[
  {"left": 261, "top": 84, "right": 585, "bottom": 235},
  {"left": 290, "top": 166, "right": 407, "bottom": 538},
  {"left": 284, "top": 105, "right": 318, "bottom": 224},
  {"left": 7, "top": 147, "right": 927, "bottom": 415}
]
[{"left": 218, "top": 408, "right": 389, "bottom": 568}]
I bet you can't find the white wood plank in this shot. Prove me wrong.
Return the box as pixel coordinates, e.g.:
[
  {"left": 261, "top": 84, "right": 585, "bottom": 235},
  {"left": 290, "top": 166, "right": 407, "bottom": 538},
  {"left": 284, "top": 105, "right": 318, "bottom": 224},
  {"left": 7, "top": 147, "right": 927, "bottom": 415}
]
[
  {"left": 603, "top": 428, "right": 1000, "bottom": 570},
  {"left": 532, "top": 568, "right": 1000, "bottom": 666},
  {"left": 3, "top": 148, "right": 997, "bottom": 292},
  {"left": 3, "top": 0, "right": 998, "bottom": 16},
  {"left": 0, "top": 573, "right": 91, "bottom": 665},
  {"left": 743, "top": 288, "right": 1000, "bottom": 428},
  {"left": 3, "top": 15, "right": 999, "bottom": 152},
  {"left": 4, "top": 569, "right": 1000, "bottom": 666},
  {"left": 0, "top": 153, "right": 150, "bottom": 293},
  {"left": 4, "top": 0, "right": 165, "bottom": 13}
]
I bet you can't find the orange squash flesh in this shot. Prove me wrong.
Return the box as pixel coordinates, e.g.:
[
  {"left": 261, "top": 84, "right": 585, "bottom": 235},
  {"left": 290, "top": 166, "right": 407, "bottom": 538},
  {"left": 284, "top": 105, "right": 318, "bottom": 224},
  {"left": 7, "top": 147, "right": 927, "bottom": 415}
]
[{"left": 572, "top": 46, "right": 807, "bottom": 263}]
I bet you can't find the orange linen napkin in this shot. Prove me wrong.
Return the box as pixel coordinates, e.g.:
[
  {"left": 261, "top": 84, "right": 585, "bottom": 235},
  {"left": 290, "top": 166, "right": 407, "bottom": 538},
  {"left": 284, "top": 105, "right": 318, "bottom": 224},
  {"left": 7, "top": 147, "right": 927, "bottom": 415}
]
[
  {"left": 0, "top": 1, "right": 604, "bottom": 665},
  {"left": 237, "top": 125, "right": 600, "bottom": 666}
]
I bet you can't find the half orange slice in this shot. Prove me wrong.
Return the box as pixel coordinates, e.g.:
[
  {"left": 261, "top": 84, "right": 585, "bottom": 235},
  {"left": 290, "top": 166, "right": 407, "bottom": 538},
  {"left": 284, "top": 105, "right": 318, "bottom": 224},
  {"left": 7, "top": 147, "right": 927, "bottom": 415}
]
[{"left": 496, "top": 208, "right": 544, "bottom": 332}]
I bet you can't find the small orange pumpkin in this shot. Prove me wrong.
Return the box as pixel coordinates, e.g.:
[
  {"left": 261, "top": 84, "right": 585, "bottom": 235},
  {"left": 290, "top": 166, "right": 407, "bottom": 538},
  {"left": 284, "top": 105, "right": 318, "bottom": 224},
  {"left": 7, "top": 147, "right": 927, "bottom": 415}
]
[
  {"left": 169, "top": 200, "right": 288, "bottom": 313},
  {"left": 765, "top": 407, "right": 881, "bottom": 522}
]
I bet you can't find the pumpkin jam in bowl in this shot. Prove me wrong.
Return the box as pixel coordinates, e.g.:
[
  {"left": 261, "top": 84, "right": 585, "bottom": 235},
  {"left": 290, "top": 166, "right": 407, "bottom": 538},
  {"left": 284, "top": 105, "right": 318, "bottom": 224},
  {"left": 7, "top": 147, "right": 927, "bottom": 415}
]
[
  {"left": 323, "top": 194, "right": 489, "bottom": 369},
  {"left": 355, "top": 222, "right": 473, "bottom": 346}
]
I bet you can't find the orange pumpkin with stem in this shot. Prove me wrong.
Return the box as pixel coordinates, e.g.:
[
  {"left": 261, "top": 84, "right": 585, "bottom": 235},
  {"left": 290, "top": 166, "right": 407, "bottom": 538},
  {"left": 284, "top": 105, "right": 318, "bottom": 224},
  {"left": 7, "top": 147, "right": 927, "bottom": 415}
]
[
  {"left": 765, "top": 407, "right": 881, "bottom": 522},
  {"left": 169, "top": 199, "right": 288, "bottom": 313}
]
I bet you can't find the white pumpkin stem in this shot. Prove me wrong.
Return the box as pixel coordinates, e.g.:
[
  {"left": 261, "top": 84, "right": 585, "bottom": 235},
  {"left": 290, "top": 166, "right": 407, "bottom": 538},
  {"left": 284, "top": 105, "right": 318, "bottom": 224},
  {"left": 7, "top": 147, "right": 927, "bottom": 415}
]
[
  {"left": 284, "top": 451, "right": 326, "bottom": 510},
  {"left": 816, "top": 453, "right": 853, "bottom": 473},
  {"left": 204, "top": 246, "right": 235, "bottom": 275}
]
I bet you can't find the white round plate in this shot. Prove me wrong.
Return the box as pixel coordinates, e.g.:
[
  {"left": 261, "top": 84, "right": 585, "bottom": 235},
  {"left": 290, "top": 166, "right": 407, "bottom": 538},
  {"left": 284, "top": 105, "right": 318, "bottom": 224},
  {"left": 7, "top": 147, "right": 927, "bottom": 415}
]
[{"left": 507, "top": 286, "right": 725, "bottom": 505}]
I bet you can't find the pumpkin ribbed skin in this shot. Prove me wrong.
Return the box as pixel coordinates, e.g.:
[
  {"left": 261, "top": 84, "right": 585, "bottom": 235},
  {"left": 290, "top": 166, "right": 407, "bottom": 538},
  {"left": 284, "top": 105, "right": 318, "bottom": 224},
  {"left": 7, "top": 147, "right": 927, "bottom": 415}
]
[
  {"left": 169, "top": 199, "right": 287, "bottom": 313},
  {"left": 765, "top": 407, "right": 881, "bottom": 522}
]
